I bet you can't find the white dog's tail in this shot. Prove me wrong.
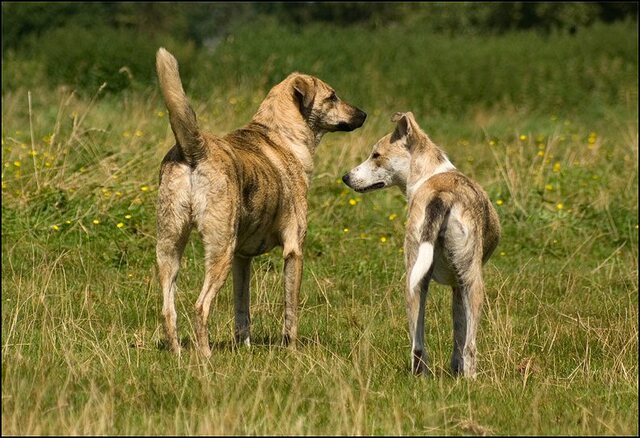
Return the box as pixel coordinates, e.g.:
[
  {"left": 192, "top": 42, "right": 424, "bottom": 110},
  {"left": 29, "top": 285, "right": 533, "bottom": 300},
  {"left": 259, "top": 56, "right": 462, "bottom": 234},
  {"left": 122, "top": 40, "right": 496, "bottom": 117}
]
[
  {"left": 408, "top": 196, "right": 451, "bottom": 294},
  {"left": 156, "top": 47, "right": 203, "bottom": 166}
]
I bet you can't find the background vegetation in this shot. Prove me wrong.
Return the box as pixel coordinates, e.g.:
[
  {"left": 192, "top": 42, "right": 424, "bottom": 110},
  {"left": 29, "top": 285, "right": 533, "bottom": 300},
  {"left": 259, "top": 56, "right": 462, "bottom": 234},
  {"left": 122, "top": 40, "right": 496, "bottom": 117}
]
[{"left": 2, "top": 2, "right": 638, "bottom": 435}]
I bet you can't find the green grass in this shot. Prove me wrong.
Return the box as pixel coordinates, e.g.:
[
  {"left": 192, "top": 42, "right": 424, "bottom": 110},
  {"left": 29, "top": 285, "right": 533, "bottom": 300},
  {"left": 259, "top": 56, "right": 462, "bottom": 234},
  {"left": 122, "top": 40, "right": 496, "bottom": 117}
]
[{"left": 2, "top": 21, "right": 638, "bottom": 435}]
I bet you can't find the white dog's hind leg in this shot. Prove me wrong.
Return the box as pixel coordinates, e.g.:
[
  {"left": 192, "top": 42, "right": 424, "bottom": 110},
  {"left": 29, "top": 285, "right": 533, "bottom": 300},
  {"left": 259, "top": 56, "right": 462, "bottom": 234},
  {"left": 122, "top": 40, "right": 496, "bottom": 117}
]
[{"left": 406, "top": 273, "right": 430, "bottom": 375}]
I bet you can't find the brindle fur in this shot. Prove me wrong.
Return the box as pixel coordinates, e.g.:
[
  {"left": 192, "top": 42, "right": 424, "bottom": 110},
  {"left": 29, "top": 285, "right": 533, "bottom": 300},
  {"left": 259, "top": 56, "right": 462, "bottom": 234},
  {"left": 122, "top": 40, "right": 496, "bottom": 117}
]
[
  {"left": 155, "top": 48, "right": 366, "bottom": 356},
  {"left": 343, "top": 112, "right": 500, "bottom": 377}
]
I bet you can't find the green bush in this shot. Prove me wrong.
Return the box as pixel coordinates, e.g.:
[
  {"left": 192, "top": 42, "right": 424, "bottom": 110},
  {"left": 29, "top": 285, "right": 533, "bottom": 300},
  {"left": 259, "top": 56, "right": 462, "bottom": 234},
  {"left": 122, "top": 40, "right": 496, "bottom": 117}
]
[{"left": 3, "top": 24, "right": 197, "bottom": 95}]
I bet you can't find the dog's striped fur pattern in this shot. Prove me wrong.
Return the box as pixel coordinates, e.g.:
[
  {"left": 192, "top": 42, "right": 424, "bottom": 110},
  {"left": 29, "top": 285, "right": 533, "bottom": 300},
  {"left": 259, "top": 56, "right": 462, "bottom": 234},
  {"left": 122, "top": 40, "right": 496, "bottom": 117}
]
[{"left": 343, "top": 112, "right": 500, "bottom": 377}]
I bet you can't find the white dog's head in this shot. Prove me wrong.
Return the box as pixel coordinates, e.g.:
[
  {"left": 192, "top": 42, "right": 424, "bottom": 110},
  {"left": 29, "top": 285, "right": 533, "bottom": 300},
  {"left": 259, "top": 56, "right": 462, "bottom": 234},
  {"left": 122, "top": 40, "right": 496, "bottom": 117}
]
[{"left": 342, "top": 112, "right": 420, "bottom": 193}]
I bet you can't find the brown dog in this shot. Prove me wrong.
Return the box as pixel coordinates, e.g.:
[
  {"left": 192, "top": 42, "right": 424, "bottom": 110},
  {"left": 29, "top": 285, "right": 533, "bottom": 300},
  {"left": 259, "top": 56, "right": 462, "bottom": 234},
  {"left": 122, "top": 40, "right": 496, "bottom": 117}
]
[
  {"left": 342, "top": 112, "right": 500, "bottom": 377},
  {"left": 155, "top": 48, "right": 366, "bottom": 356}
]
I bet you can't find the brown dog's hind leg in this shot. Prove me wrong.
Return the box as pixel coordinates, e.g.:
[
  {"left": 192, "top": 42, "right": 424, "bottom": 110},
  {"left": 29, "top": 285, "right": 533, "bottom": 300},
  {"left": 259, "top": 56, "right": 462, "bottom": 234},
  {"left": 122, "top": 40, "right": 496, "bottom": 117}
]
[
  {"left": 156, "top": 218, "right": 191, "bottom": 355},
  {"left": 194, "top": 244, "right": 234, "bottom": 358}
]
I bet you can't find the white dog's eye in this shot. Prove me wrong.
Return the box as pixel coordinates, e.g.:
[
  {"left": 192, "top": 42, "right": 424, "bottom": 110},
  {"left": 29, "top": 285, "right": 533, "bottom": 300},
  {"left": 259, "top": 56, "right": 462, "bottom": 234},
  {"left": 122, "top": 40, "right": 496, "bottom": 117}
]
[{"left": 371, "top": 152, "right": 380, "bottom": 159}]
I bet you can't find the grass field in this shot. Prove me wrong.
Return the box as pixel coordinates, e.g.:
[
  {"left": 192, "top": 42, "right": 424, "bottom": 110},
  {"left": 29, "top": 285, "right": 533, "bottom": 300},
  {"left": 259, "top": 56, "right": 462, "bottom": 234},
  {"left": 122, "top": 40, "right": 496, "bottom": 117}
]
[{"left": 2, "top": 20, "right": 638, "bottom": 435}]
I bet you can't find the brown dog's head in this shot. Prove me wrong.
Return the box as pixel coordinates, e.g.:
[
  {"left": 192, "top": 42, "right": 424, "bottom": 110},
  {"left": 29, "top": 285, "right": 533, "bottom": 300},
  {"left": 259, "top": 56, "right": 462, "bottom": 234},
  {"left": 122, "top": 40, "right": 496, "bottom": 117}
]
[{"left": 290, "top": 73, "right": 366, "bottom": 133}]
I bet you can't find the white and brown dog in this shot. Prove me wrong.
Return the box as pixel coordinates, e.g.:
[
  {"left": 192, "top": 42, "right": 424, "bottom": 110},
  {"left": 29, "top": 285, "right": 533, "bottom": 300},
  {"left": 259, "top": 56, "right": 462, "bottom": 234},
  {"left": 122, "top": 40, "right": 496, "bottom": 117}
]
[
  {"left": 342, "top": 112, "right": 500, "bottom": 377},
  {"left": 155, "top": 48, "right": 366, "bottom": 357}
]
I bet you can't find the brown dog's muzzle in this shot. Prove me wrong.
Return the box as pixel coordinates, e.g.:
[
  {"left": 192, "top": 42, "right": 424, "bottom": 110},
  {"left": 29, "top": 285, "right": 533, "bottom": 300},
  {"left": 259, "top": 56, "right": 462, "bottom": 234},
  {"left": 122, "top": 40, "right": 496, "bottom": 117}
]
[{"left": 336, "top": 108, "right": 367, "bottom": 132}]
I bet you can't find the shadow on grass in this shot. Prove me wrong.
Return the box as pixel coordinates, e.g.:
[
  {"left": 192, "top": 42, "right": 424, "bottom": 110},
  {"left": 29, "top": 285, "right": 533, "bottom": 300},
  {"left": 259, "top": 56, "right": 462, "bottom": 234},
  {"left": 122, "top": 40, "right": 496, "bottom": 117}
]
[{"left": 152, "top": 333, "right": 319, "bottom": 353}]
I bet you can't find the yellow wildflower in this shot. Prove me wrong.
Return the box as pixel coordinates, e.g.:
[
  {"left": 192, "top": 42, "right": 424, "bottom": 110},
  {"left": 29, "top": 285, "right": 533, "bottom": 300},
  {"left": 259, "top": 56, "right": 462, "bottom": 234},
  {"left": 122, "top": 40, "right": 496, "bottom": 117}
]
[
  {"left": 51, "top": 225, "right": 60, "bottom": 231},
  {"left": 29, "top": 150, "right": 38, "bottom": 157},
  {"left": 380, "top": 236, "right": 387, "bottom": 243},
  {"left": 134, "top": 130, "right": 143, "bottom": 137},
  {"left": 545, "top": 184, "right": 553, "bottom": 191},
  {"left": 519, "top": 134, "right": 527, "bottom": 141},
  {"left": 92, "top": 219, "right": 100, "bottom": 225},
  {"left": 489, "top": 140, "right": 495, "bottom": 146},
  {"left": 496, "top": 199, "right": 504, "bottom": 206},
  {"left": 343, "top": 228, "right": 349, "bottom": 233},
  {"left": 349, "top": 198, "right": 357, "bottom": 206},
  {"left": 157, "top": 111, "right": 165, "bottom": 117},
  {"left": 553, "top": 162, "right": 561, "bottom": 173},
  {"left": 141, "top": 185, "right": 150, "bottom": 192},
  {"left": 537, "top": 150, "right": 544, "bottom": 157},
  {"left": 117, "top": 222, "right": 125, "bottom": 229},
  {"left": 125, "top": 214, "right": 132, "bottom": 219},
  {"left": 388, "top": 213, "right": 397, "bottom": 221},
  {"left": 500, "top": 251, "right": 506, "bottom": 256},
  {"left": 13, "top": 161, "right": 21, "bottom": 167},
  {"left": 556, "top": 203, "right": 564, "bottom": 210}
]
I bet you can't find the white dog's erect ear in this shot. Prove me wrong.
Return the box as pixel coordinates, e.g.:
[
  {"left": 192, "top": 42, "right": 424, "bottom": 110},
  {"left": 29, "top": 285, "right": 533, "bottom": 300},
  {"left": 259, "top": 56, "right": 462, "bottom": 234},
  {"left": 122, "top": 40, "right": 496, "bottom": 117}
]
[
  {"left": 292, "top": 76, "right": 316, "bottom": 114},
  {"left": 391, "top": 111, "right": 416, "bottom": 143}
]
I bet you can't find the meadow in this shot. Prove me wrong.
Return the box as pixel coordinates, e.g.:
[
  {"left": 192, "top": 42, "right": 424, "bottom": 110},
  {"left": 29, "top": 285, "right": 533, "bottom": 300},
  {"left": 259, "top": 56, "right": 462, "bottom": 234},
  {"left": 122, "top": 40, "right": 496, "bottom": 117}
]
[{"left": 2, "top": 19, "right": 638, "bottom": 435}]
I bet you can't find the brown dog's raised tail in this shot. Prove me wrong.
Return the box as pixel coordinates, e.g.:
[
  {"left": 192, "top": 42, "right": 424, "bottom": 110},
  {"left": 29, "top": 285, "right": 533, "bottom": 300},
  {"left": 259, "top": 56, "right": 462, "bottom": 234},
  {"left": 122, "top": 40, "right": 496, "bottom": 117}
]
[{"left": 156, "top": 47, "right": 203, "bottom": 166}]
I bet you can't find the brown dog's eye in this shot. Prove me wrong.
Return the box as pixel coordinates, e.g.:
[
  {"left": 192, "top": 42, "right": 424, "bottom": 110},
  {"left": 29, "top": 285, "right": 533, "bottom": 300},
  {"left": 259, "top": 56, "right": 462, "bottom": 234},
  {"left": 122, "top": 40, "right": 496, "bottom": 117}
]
[
  {"left": 327, "top": 92, "right": 338, "bottom": 102},
  {"left": 371, "top": 152, "right": 380, "bottom": 159}
]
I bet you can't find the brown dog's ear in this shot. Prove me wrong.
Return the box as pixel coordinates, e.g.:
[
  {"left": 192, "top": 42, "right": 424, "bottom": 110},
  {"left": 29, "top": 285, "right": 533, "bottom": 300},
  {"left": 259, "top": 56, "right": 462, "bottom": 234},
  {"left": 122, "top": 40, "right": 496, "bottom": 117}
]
[
  {"left": 292, "top": 76, "right": 316, "bottom": 115},
  {"left": 391, "top": 111, "right": 416, "bottom": 142}
]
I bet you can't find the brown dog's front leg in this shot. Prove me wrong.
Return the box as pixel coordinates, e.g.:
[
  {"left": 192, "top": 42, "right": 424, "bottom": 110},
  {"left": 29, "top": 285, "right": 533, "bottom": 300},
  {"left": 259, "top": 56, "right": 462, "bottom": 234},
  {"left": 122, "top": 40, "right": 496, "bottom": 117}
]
[{"left": 282, "top": 251, "right": 303, "bottom": 347}]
